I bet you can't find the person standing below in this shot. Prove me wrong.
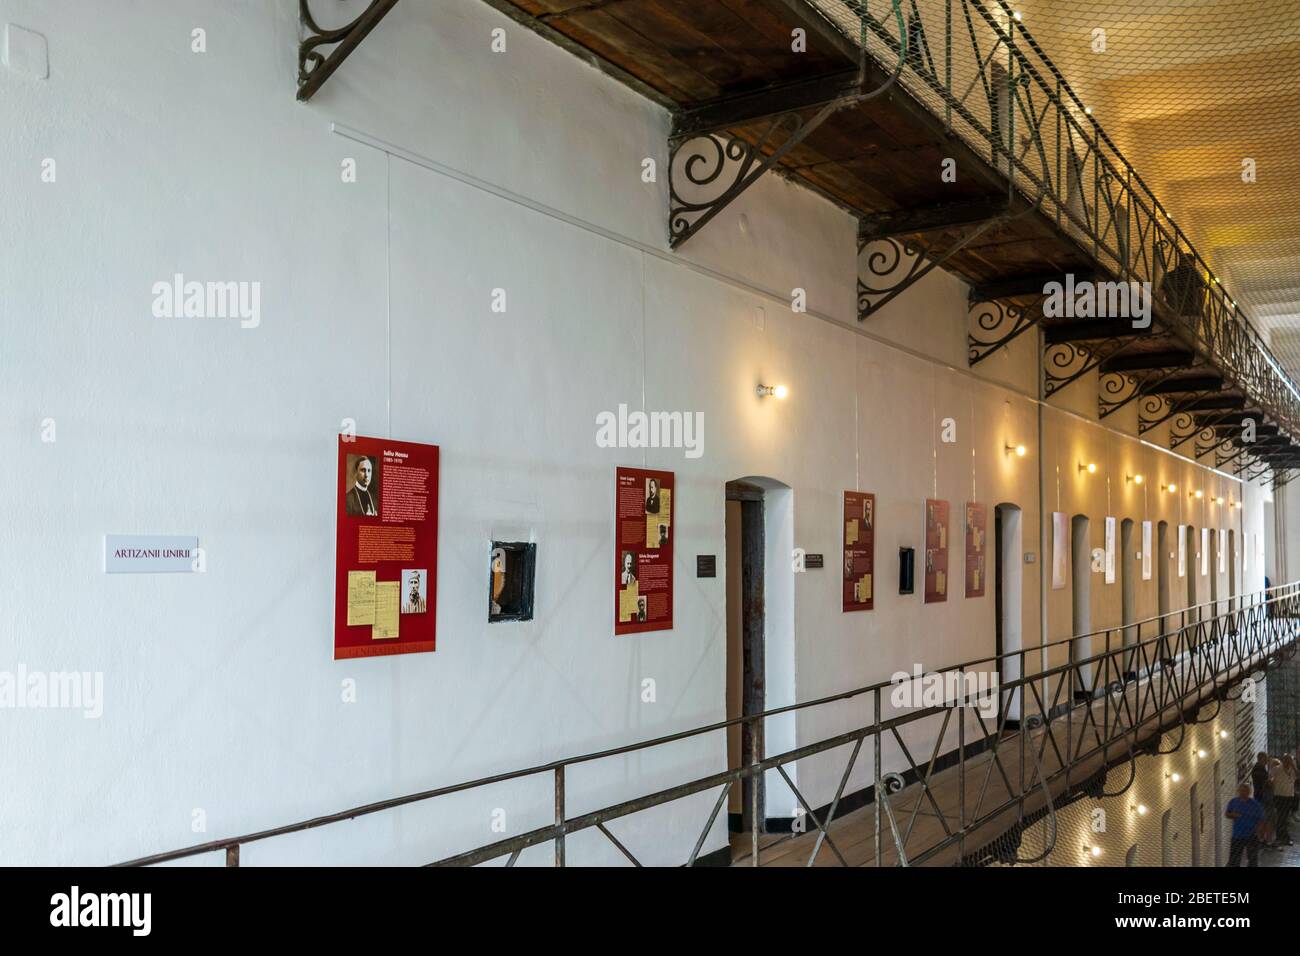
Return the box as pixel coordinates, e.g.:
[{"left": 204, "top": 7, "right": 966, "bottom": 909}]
[
  {"left": 1226, "top": 782, "right": 1266, "bottom": 867},
  {"left": 1252, "top": 751, "right": 1275, "bottom": 846},
  {"left": 1252, "top": 751, "right": 1271, "bottom": 802},
  {"left": 1273, "top": 755, "right": 1298, "bottom": 845}
]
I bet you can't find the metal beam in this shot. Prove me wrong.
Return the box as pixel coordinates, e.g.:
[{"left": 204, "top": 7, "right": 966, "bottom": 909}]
[
  {"left": 298, "top": 0, "right": 401, "bottom": 103},
  {"left": 1143, "top": 375, "right": 1225, "bottom": 396},
  {"left": 1099, "top": 350, "right": 1195, "bottom": 373},
  {"left": 859, "top": 198, "right": 1014, "bottom": 244},
  {"left": 1043, "top": 320, "right": 1146, "bottom": 345},
  {"left": 672, "top": 70, "right": 863, "bottom": 141}
]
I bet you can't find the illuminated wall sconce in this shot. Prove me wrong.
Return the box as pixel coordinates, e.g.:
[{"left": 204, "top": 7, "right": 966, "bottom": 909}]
[
  {"left": 1192, "top": 489, "right": 1204, "bottom": 500},
  {"left": 1167, "top": 771, "right": 1182, "bottom": 783},
  {"left": 1005, "top": 442, "right": 1027, "bottom": 458},
  {"left": 1085, "top": 844, "right": 1102, "bottom": 858},
  {"left": 1196, "top": 749, "right": 1208, "bottom": 759},
  {"left": 1127, "top": 474, "right": 1144, "bottom": 485},
  {"left": 1162, "top": 482, "right": 1178, "bottom": 494},
  {"left": 1230, "top": 500, "right": 1241, "bottom": 510},
  {"left": 1215, "top": 496, "right": 1225, "bottom": 506},
  {"left": 1133, "top": 804, "right": 1149, "bottom": 815},
  {"left": 756, "top": 384, "right": 788, "bottom": 399},
  {"left": 1078, "top": 461, "right": 1097, "bottom": 475},
  {"left": 1012, "top": 10, "right": 1023, "bottom": 22},
  {"left": 1219, "top": 729, "right": 1230, "bottom": 739}
]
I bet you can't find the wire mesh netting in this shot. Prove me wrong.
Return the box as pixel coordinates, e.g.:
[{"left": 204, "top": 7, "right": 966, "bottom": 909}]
[{"left": 809, "top": 0, "right": 1300, "bottom": 379}]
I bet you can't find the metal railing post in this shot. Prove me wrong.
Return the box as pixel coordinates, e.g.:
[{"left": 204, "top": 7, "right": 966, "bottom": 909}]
[
  {"left": 554, "top": 765, "right": 565, "bottom": 867},
  {"left": 751, "top": 717, "right": 761, "bottom": 866},
  {"left": 874, "top": 686, "right": 882, "bottom": 867}
]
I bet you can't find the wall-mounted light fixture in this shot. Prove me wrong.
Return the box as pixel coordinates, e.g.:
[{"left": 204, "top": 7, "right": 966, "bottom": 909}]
[
  {"left": 1085, "top": 844, "right": 1102, "bottom": 858},
  {"left": 1167, "top": 771, "right": 1182, "bottom": 783},
  {"left": 1131, "top": 803, "right": 1149, "bottom": 815},
  {"left": 1196, "top": 749, "right": 1208, "bottom": 759},
  {"left": 1079, "top": 461, "right": 1097, "bottom": 475},
  {"left": 756, "top": 384, "right": 788, "bottom": 399},
  {"left": 1215, "top": 496, "right": 1225, "bottom": 506},
  {"left": 1127, "top": 473, "right": 1144, "bottom": 485},
  {"left": 1005, "top": 443, "right": 1027, "bottom": 458},
  {"left": 1219, "top": 729, "right": 1230, "bottom": 739},
  {"left": 1192, "top": 489, "right": 1204, "bottom": 500},
  {"left": 1012, "top": 10, "right": 1023, "bottom": 22},
  {"left": 1162, "top": 482, "right": 1178, "bottom": 494}
]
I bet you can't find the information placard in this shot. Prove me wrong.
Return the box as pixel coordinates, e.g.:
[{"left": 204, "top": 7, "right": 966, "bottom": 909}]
[
  {"left": 843, "top": 491, "right": 875, "bottom": 611},
  {"left": 615, "top": 467, "right": 674, "bottom": 635},
  {"left": 924, "top": 499, "right": 950, "bottom": 604},
  {"left": 334, "top": 435, "right": 439, "bottom": 659},
  {"left": 964, "top": 502, "right": 986, "bottom": 598}
]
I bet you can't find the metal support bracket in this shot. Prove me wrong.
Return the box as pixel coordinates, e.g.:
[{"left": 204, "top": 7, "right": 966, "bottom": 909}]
[
  {"left": 968, "top": 295, "right": 1044, "bottom": 365},
  {"left": 668, "top": 100, "right": 845, "bottom": 250},
  {"left": 298, "top": 0, "right": 401, "bottom": 103},
  {"left": 859, "top": 213, "right": 1006, "bottom": 322}
]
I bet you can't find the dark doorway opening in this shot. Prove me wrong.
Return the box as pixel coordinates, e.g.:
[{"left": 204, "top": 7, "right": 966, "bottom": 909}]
[{"left": 725, "top": 481, "right": 765, "bottom": 835}]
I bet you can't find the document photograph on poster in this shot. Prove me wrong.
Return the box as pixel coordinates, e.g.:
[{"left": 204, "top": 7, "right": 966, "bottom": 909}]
[
  {"left": 334, "top": 435, "right": 439, "bottom": 659},
  {"left": 843, "top": 491, "right": 875, "bottom": 611},
  {"left": 615, "top": 467, "right": 674, "bottom": 635},
  {"left": 924, "top": 499, "right": 949, "bottom": 604},
  {"left": 964, "top": 502, "right": 986, "bottom": 598}
]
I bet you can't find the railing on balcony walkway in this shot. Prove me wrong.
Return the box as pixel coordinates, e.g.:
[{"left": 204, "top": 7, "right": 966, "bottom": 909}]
[
  {"left": 118, "top": 583, "right": 1300, "bottom": 868},
  {"left": 830, "top": 0, "right": 1300, "bottom": 469}
]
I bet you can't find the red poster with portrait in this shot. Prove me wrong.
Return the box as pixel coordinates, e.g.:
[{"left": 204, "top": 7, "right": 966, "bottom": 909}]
[
  {"left": 964, "top": 501, "right": 986, "bottom": 598},
  {"left": 615, "top": 467, "right": 674, "bottom": 635},
  {"left": 924, "top": 498, "right": 949, "bottom": 604},
  {"left": 843, "top": 491, "right": 875, "bottom": 611},
  {"left": 334, "top": 435, "right": 439, "bottom": 659}
]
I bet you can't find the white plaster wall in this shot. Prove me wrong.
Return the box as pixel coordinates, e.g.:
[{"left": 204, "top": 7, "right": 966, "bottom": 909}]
[{"left": 0, "top": 0, "right": 1276, "bottom": 863}]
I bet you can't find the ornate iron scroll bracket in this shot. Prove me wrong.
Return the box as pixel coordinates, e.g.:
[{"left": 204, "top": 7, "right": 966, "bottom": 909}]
[
  {"left": 1097, "top": 372, "right": 1140, "bottom": 419},
  {"left": 1168, "top": 413, "right": 1202, "bottom": 451},
  {"left": 668, "top": 101, "right": 844, "bottom": 250},
  {"left": 1138, "top": 395, "right": 1172, "bottom": 435},
  {"left": 298, "top": 0, "right": 401, "bottom": 103},
  {"left": 1043, "top": 336, "right": 1129, "bottom": 399},
  {"left": 968, "top": 295, "right": 1043, "bottom": 366},
  {"left": 1195, "top": 428, "right": 1233, "bottom": 460},
  {"left": 859, "top": 214, "right": 1006, "bottom": 322}
]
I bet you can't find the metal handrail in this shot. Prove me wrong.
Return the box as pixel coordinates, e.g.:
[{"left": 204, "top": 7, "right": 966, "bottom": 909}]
[
  {"left": 837, "top": 0, "right": 1300, "bottom": 461},
  {"left": 117, "top": 581, "right": 1300, "bottom": 867}
]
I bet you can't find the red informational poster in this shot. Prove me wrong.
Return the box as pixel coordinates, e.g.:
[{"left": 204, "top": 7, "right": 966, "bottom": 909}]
[
  {"left": 965, "top": 502, "right": 986, "bottom": 598},
  {"left": 924, "top": 498, "right": 949, "bottom": 604},
  {"left": 842, "top": 491, "right": 875, "bottom": 612},
  {"left": 334, "top": 435, "right": 439, "bottom": 659},
  {"left": 615, "top": 466, "right": 673, "bottom": 635}
]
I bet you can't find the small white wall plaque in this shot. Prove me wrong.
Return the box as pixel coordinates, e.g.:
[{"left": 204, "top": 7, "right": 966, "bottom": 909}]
[{"left": 104, "top": 535, "right": 199, "bottom": 573}]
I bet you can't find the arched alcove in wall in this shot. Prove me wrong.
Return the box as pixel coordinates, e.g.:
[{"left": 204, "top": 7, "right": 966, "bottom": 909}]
[
  {"left": 1071, "top": 514, "right": 1092, "bottom": 698},
  {"left": 994, "top": 503, "right": 1023, "bottom": 725},
  {"left": 723, "top": 475, "right": 795, "bottom": 833}
]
